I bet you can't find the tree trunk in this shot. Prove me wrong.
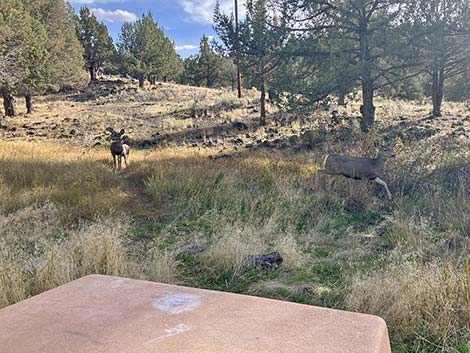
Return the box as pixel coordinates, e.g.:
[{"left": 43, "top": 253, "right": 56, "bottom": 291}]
[
  {"left": 3, "top": 91, "right": 16, "bottom": 117},
  {"left": 432, "top": 68, "right": 444, "bottom": 117},
  {"left": 89, "top": 66, "right": 96, "bottom": 81},
  {"left": 360, "top": 80, "right": 375, "bottom": 132},
  {"left": 25, "top": 93, "right": 33, "bottom": 114},
  {"left": 138, "top": 76, "right": 145, "bottom": 89},
  {"left": 358, "top": 17, "right": 375, "bottom": 132},
  {"left": 260, "top": 78, "right": 266, "bottom": 126},
  {"left": 338, "top": 91, "right": 346, "bottom": 106}
]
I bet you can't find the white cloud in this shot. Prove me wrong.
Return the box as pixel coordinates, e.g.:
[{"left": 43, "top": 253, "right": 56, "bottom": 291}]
[
  {"left": 72, "top": 0, "right": 128, "bottom": 4},
  {"left": 90, "top": 8, "right": 137, "bottom": 22},
  {"left": 175, "top": 44, "right": 198, "bottom": 51},
  {"left": 180, "top": 0, "right": 246, "bottom": 24}
]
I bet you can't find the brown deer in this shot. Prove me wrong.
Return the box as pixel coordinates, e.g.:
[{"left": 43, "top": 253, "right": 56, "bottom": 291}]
[
  {"left": 105, "top": 128, "right": 130, "bottom": 172},
  {"left": 317, "top": 141, "right": 396, "bottom": 199}
]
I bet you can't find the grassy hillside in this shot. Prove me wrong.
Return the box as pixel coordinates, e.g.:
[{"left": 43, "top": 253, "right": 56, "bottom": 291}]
[{"left": 0, "top": 79, "right": 469, "bottom": 352}]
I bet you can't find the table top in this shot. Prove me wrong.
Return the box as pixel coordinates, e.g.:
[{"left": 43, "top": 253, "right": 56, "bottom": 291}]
[{"left": 0, "top": 275, "right": 391, "bottom": 353}]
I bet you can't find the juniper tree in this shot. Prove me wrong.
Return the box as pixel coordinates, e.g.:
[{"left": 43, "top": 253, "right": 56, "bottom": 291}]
[
  {"left": 0, "top": 0, "right": 37, "bottom": 116},
  {"left": 18, "top": 16, "right": 50, "bottom": 114},
  {"left": 77, "top": 6, "right": 115, "bottom": 82},
  {"left": 180, "top": 35, "right": 235, "bottom": 88},
  {"left": 20, "top": 0, "right": 85, "bottom": 112},
  {"left": 118, "top": 12, "right": 180, "bottom": 88}
]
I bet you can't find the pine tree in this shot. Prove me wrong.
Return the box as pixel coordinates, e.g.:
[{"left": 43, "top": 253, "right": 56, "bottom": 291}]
[
  {"left": 77, "top": 6, "right": 115, "bottom": 82},
  {"left": 275, "top": 0, "right": 420, "bottom": 131},
  {"left": 406, "top": 0, "right": 470, "bottom": 117},
  {"left": 215, "top": 0, "right": 288, "bottom": 125}
]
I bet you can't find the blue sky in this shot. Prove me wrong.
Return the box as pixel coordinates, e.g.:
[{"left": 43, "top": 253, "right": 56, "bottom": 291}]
[{"left": 70, "top": 0, "right": 244, "bottom": 58}]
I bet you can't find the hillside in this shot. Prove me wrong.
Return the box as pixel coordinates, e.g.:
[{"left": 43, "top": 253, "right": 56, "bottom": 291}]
[
  {"left": 2, "top": 77, "right": 470, "bottom": 151},
  {"left": 0, "top": 79, "right": 469, "bottom": 353}
]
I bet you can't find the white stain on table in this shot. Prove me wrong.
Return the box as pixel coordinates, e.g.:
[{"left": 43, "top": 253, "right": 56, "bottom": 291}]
[
  {"left": 146, "top": 324, "right": 191, "bottom": 344},
  {"left": 152, "top": 293, "right": 201, "bottom": 314}
]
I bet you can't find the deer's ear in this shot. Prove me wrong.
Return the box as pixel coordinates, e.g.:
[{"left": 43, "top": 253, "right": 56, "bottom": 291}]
[
  {"left": 119, "top": 129, "right": 125, "bottom": 135},
  {"left": 105, "top": 127, "right": 114, "bottom": 134}
]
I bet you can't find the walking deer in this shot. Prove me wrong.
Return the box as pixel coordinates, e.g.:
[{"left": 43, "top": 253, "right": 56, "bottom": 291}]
[
  {"left": 105, "top": 127, "right": 130, "bottom": 172},
  {"left": 317, "top": 141, "right": 396, "bottom": 199}
]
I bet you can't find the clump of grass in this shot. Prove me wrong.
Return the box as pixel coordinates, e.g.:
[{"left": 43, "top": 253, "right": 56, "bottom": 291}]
[
  {"left": 274, "top": 233, "right": 307, "bottom": 269},
  {"left": 203, "top": 225, "right": 265, "bottom": 274},
  {"left": 0, "top": 249, "right": 29, "bottom": 308},
  {"left": 0, "top": 201, "right": 64, "bottom": 246},
  {"left": 145, "top": 249, "right": 180, "bottom": 284},
  {"left": 214, "top": 93, "right": 243, "bottom": 111},
  {"left": 345, "top": 259, "right": 470, "bottom": 351},
  {"left": 0, "top": 217, "right": 131, "bottom": 308}
]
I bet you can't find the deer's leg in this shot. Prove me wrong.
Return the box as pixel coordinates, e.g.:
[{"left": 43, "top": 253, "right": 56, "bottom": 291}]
[
  {"left": 123, "top": 153, "right": 128, "bottom": 168},
  {"left": 118, "top": 156, "right": 122, "bottom": 171},
  {"left": 373, "top": 177, "right": 392, "bottom": 200},
  {"left": 113, "top": 155, "right": 117, "bottom": 172}
]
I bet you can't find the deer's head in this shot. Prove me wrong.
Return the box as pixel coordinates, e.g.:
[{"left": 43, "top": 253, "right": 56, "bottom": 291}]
[
  {"left": 105, "top": 127, "right": 125, "bottom": 142},
  {"left": 378, "top": 141, "right": 396, "bottom": 159}
]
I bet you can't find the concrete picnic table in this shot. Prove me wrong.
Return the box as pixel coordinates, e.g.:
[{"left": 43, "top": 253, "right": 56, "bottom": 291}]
[{"left": 0, "top": 274, "right": 391, "bottom": 353}]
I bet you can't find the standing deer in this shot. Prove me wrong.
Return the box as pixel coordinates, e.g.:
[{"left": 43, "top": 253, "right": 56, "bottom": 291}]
[
  {"left": 105, "top": 127, "right": 130, "bottom": 172},
  {"left": 317, "top": 141, "right": 396, "bottom": 199}
]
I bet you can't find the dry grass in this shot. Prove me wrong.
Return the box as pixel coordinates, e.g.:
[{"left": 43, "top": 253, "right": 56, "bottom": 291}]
[
  {"left": 0, "top": 216, "right": 130, "bottom": 307},
  {"left": 203, "top": 224, "right": 272, "bottom": 274},
  {"left": 145, "top": 250, "right": 181, "bottom": 284},
  {"left": 346, "top": 259, "right": 470, "bottom": 351}
]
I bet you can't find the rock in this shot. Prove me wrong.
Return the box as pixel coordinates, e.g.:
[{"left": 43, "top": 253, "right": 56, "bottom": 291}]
[
  {"left": 250, "top": 252, "right": 283, "bottom": 271},
  {"left": 180, "top": 245, "right": 206, "bottom": 254},
  {"left": 261, "top": 140, "right": 271, "bottom": 148},
  {"left": 233, "top": 121, "right": 248, "bottom": 130},
  {"left": 288, "top": 135, "right": 299, "bottom": 145},
  {"left": 267, "top": 128, "right": 278, "bottom": 134}
]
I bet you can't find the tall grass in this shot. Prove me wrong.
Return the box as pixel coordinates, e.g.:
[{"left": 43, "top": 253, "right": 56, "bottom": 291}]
[{"left": 346, "top": 259, "right": 470, "bottom": 352}]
